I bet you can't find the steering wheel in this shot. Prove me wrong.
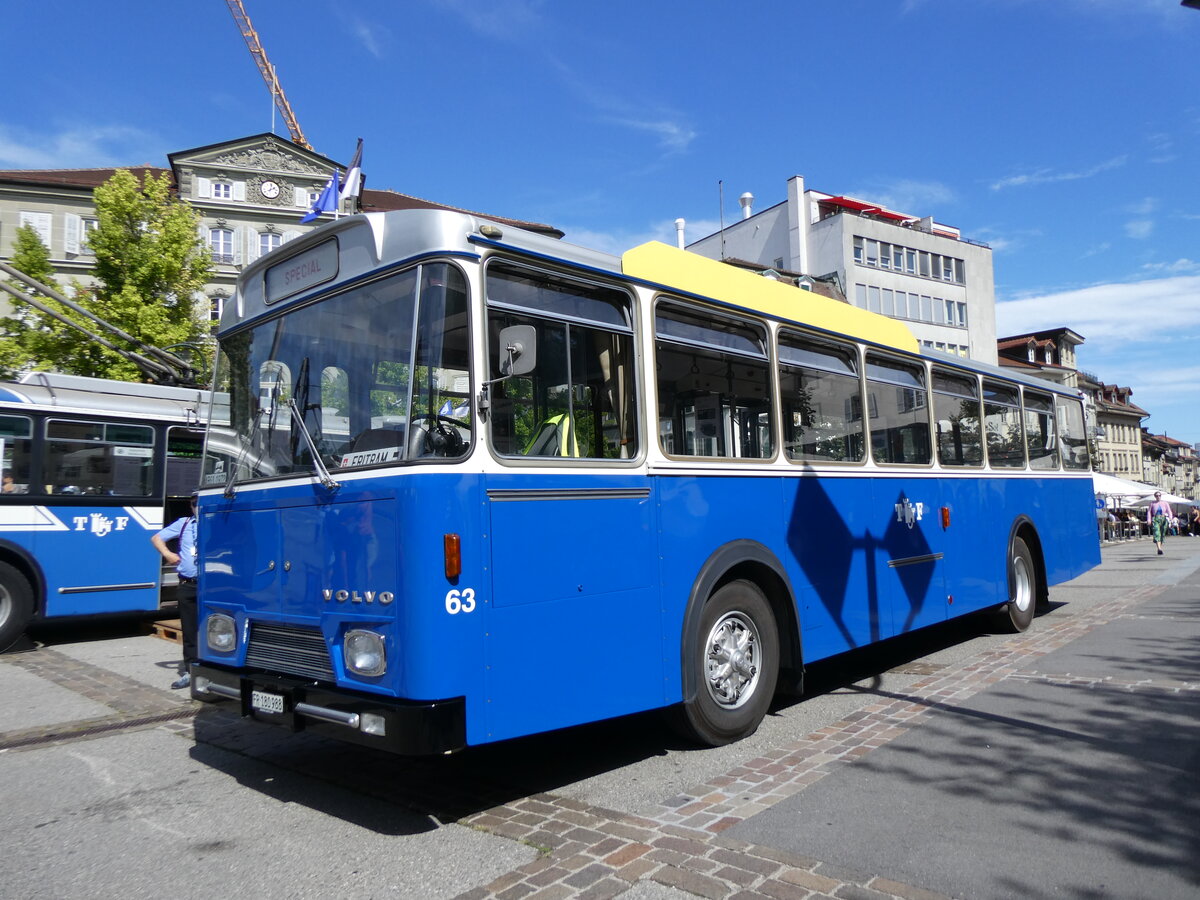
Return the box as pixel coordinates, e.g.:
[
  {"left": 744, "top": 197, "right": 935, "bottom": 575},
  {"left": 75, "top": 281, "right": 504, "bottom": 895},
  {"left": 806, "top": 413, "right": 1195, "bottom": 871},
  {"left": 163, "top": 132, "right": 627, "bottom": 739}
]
[{"left": 408, "top": 414, "right": 470, "bottom": 457}]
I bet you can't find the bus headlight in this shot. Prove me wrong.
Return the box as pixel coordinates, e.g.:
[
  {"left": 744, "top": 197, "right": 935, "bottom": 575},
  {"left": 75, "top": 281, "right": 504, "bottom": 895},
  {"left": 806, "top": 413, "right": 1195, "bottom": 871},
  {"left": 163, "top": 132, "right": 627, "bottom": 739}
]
[
  {"left": 206, "top": 613, "right": 237, "bottom": 653},
  {"left": 344, "top": 630, "right": 386, "bottom": 677}
]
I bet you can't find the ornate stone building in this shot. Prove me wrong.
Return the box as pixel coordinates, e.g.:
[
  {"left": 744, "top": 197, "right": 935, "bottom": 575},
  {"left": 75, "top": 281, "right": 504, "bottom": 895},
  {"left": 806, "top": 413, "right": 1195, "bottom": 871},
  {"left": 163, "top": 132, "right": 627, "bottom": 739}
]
[{"left": 0, "top": 133, "right": 561, "bottom": 328}]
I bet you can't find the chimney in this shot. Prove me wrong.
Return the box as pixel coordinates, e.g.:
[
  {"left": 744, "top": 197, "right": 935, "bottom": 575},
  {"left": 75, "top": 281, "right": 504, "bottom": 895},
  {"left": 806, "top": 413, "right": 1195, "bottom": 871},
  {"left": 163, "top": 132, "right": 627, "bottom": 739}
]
[
  {"left": 675, "top": 218, "right": 686, "bottom": 249},
  {"left": 739, "top": 192, "right": 754, "bottom": 220}
]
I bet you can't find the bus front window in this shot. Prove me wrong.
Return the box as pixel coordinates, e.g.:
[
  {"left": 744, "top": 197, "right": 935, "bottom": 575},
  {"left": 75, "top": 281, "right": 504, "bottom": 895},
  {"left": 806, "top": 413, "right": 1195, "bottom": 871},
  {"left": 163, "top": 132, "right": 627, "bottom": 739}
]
[{"left": 204, "top": 262, "right": 471, "bottom": 489}]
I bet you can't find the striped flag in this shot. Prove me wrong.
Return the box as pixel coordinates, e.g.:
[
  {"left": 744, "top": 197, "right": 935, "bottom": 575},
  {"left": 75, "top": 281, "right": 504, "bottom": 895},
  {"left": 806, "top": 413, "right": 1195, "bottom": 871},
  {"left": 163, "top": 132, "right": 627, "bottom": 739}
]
[{"left": 339, "top": 138, "right": 364, "bottom": 207}]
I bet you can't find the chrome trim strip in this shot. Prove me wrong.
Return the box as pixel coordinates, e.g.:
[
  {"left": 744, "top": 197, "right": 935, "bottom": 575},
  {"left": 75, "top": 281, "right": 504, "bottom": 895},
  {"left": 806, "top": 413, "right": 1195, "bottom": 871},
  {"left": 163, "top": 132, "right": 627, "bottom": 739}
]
[
  {"left": 294, "top": 702, "right": 361, "bottom": 729},
  {"left": 487, "top": 487, "right": 651, "bottom": 501},
  {"left": 58, "top": 582, "right": 157, "bottom": 594},
  {"left": 887, "top": 553, "right": 945, "bottom": 569},
  {"left": 200, "top": 682, "right": 241, "bottom": 701}
]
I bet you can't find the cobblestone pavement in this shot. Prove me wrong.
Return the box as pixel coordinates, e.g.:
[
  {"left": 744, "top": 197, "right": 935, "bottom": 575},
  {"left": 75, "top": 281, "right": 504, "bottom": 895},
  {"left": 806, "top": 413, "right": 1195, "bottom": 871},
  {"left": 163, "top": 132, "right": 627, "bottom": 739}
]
[
  {"left": 3, "top": 544, "right": 1195, "bottom": 900},
  {"left": 0, "top": 646, "right": 196, "bottom": 752},
  {"left": 448, "top": 577, "right": 1196, "bottom": 900}
]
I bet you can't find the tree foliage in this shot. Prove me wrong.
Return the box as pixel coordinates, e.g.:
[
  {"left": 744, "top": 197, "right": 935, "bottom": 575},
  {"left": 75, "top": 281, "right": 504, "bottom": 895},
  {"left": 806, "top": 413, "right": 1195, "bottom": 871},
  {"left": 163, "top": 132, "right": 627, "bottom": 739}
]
[
  {"left": 0, "top": 224, "right": 60, "bottom": 377},
  {"left": 0, "top": 169, "right": 213, "bottom": 382}
]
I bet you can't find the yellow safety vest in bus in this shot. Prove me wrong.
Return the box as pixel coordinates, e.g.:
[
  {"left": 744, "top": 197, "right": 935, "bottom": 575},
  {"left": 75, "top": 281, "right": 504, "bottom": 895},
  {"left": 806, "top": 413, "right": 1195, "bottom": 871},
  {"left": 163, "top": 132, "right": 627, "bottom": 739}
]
[{"left": 524, "top": 414, "right": 581, "bottom": 458}]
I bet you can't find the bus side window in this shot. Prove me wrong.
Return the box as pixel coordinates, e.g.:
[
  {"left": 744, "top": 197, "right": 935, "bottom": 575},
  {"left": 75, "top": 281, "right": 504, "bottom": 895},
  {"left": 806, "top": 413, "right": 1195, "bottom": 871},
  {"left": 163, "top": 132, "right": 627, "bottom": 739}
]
[
  {"left": 485, "top": 262, "right": 637, "bottom": 461},
  {"left": 654, "top": 303, "right": 772, "bottom": 460},
  {"left": 0, "top": 414, "right": 34, "bottom": 495}
]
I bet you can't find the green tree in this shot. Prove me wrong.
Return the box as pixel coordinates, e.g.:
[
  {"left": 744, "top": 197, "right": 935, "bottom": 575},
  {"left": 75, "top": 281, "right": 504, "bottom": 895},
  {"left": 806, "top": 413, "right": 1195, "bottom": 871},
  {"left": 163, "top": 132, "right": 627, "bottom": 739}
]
[
  {"left": 0, "top": 224, "right": 60, "bottom": 377},
  {"left": 0, "top": 169, "right": 213, "bottom": 382}
]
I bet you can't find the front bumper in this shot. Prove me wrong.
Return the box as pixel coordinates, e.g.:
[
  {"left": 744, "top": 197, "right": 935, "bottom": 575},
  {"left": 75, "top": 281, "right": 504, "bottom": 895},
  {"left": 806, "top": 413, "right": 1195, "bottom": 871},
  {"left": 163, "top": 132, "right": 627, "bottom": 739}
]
[{"left": 190, "top": 663, "right": 466, "bottom": 756}]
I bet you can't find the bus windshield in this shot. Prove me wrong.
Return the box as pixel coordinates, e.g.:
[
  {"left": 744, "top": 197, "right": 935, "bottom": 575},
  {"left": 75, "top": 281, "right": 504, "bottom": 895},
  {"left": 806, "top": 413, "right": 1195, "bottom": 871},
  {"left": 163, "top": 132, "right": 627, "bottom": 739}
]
[{"left": 204, "top": 261, "right": 471, "bottom": 489}]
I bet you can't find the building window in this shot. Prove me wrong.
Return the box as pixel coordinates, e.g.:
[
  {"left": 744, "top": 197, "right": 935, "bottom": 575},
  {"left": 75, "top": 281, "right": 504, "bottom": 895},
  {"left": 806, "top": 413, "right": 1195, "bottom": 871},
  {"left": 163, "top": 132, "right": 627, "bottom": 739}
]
[
  {"left": 212, "top": 182, "right": 233, "bottom": 200},
  {"left": 80, "top": 217, "right": 99, "bottom": 250},
  {"left": 259, "top": 231, "right": 282, "bottom": 257},
  {"left": 208, "top": 228, "right": 234, "bottom": 264}
]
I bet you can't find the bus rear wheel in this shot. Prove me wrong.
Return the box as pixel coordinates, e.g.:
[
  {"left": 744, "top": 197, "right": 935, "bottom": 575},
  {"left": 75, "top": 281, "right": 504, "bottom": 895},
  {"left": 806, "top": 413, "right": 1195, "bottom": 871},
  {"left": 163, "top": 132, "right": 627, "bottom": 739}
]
[
  {"left": 1005, "top": 536, "right": 1037, "bottom": 633},
  {"left": 676, "top": 579, "right": 778, "bottom": 746},
  {"left": 0, "top": 562, "right": 34, "bottom": 652}
]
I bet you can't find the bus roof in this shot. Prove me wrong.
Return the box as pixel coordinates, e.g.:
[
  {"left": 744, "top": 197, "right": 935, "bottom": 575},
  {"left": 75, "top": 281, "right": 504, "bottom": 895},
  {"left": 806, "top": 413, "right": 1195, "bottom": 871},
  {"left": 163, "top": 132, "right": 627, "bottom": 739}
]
[
  {"left": 0, "top": 373, "right": 212, "bottom": 423},
  {"left": 621, "top": 241, "right": 919, "bottom": 355}
]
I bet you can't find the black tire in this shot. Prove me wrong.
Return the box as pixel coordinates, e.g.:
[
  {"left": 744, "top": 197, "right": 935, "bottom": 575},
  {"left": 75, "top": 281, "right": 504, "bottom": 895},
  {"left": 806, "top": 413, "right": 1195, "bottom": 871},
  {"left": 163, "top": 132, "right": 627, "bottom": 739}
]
[
  {"left": 675, "top": 579, "right": 779, "bottom": 746},
  {"left": 1005, "top": 536, "right": 1037, "bottom": 633},
  {"left": 0, "top": 561, "right": 34, "bottom": 652}
]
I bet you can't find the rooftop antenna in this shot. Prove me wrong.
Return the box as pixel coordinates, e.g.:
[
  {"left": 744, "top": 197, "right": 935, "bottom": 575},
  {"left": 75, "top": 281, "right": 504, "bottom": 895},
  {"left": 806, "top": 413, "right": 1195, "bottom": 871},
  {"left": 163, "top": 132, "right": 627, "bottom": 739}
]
[{"left": 719, "top": 180, "right": 726, "bottom": 260}]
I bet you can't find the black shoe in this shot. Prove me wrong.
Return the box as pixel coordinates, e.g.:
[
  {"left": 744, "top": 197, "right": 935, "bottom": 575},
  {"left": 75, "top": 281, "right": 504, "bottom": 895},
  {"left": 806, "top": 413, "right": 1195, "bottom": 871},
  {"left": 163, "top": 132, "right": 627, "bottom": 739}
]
[
  {"left": 171, "top": 673, "right": 191, "bottom": 690},
  {"left": 1158, "top": 549, "right": 1164, "bottom": 556}
]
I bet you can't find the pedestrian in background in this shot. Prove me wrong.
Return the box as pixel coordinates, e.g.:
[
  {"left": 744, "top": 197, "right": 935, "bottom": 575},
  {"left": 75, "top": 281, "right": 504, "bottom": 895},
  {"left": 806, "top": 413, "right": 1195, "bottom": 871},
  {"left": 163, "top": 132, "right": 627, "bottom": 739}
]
[
  {"left": 152, "top": 491, "right": 199, "bottom": 689},
  {"left": 1146, "top": 491, "right": 1173, "bottom": 557}
]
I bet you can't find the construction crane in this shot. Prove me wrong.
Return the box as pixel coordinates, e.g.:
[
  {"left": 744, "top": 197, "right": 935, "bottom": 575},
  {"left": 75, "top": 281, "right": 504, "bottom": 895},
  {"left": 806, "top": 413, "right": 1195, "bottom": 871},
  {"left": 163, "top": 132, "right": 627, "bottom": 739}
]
[{"left": 226, "top": 0, "right": 312, "bottom": 151}]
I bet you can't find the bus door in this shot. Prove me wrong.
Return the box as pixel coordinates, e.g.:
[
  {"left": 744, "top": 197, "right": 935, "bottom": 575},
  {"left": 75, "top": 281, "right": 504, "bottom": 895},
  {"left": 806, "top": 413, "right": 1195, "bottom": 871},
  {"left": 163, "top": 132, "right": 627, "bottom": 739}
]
[
  {"left": 484, "top": 475, "right": 657, "bottom": 743},
  {"left": 865, "top": 353, "right": 947, "bottom": 636},
  {"left": 160, "top": 426, "right": 206, "bottom": 605},
  {"left": 875, "top": 477, "right": 948, "bottom": 636}
]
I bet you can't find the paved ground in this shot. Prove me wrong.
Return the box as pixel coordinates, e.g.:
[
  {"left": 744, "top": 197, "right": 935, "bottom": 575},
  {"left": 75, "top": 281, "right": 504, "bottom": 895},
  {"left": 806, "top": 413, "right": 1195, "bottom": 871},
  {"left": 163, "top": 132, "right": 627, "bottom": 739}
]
[{"left": 2, "top": 537, "right": 1197, "bottom": 899}]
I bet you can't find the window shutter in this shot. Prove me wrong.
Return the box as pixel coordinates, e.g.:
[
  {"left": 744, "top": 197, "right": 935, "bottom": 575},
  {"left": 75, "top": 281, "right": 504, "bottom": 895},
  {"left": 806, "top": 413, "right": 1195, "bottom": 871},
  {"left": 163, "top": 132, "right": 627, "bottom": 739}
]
[
  {"left": 233, "top": 181, "right": 246, "bottom": 202},
  {"left": 64, "top": 214, "right": 81, "bottom": 255},
  {"left": 282, "top": 230, "right": 301, "bottom": 244},
  {"left": 233, "top": 226, "right": 244, "bottom": 266},
  {"left": 19, "top": 211, "right": 53, "bottom": 247},
  {"left": 245, "top": 228, "right": 259, "bottom": 263},
  {"left": 197, "top": 177, "right": 211, "bottom": 199},
  {"left": 293, "top": 187, "right": 307, "bottom": 207}
]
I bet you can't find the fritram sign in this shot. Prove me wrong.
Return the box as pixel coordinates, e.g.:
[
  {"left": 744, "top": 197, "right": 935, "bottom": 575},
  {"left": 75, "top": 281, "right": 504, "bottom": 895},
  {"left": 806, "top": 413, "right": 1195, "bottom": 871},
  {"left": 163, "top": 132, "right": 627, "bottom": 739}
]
[{"left": 265, "top": 238, "right": 339, "bottom": 304}]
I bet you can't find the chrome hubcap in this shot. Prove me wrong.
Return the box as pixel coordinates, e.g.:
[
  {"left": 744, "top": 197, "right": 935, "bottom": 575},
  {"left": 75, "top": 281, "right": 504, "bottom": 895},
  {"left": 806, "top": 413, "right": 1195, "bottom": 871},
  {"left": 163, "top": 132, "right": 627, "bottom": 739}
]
[
  {"left": 1012, "top": 553, "right": 1032, "bottom": 613},
  {"left": 704, "top": 612, "right": 761, "bottom": 709}
]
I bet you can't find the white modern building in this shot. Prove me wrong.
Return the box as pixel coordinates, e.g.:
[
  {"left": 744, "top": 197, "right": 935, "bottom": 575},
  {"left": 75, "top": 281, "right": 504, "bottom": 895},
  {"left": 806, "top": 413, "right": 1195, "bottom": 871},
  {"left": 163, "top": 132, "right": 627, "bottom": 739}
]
[{"left": 686, "top": 175, "right": 996, "bottom": 363}]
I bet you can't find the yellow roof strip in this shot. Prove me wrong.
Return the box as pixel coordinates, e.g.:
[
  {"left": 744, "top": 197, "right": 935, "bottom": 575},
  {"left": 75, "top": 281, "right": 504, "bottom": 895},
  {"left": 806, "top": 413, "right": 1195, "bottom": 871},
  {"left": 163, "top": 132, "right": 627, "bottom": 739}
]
[{"left": 621, "top": 241, "right": 919, "bottom": 354}]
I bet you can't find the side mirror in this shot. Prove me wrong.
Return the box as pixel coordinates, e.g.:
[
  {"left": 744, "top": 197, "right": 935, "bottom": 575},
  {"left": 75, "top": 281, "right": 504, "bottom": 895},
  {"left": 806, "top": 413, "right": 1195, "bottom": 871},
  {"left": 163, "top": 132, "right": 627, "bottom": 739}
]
[{"left": 498, "top": 325, "right": 536, "bottom": 377}]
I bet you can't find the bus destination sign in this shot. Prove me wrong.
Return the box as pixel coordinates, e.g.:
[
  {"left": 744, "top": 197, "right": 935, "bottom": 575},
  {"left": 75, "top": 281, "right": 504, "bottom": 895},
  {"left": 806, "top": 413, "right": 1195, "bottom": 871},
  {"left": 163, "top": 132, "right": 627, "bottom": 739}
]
[{"left": 265, "top": 238, "right": 339, "bottom": 304}]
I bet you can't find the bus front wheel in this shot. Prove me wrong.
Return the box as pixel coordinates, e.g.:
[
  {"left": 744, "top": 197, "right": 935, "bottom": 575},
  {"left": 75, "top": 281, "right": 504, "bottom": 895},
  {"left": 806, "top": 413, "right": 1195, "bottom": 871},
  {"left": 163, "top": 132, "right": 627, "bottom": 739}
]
[
  {"left": 676, "top": 579, "right": 779, "bottom": 746},
  {"left": 0, "top": 562, "right": 34, "bottom": 652},
  {"left": 1005, "top": 537, "right": 1037, "bottom": 633}
]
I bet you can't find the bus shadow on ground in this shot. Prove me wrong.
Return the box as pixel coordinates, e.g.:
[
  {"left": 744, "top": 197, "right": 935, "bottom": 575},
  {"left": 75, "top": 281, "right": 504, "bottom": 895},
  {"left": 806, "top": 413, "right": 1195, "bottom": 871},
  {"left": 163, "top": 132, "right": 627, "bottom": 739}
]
[{"left": 188, "top": 608, "right": 1011, "bottom": 834}]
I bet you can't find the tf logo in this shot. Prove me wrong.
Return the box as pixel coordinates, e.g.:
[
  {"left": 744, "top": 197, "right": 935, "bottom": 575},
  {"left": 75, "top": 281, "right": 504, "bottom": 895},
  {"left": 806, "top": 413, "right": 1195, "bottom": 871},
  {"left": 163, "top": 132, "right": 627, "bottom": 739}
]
[
  {"left": 894, "top": 499, "right": 925, "bottom": 530},
  {"left": 71, "top": 512, "right": 130, "bottom": 537}
]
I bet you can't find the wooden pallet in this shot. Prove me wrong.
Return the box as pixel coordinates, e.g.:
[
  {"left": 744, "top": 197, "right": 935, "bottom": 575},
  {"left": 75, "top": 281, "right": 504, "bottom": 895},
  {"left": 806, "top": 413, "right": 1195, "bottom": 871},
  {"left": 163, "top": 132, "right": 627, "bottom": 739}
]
[{"left": 150, "top": 619, "right": 183, "bottom": 644}]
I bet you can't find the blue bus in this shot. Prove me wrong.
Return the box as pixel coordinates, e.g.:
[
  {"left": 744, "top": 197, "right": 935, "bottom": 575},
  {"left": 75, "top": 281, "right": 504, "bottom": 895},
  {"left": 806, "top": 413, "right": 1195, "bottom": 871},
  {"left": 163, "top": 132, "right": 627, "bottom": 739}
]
[
  {"left": 0, "top": 373, "right": 218, "bottom": 650},
  {"left": 190, "top": 210, "right": 1100, "bottom": 754}
]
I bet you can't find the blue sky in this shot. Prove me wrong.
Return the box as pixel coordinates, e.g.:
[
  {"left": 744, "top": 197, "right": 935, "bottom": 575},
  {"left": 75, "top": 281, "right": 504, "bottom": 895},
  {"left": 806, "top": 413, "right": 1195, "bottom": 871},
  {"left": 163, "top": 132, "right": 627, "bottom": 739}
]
[{"left": 4, "top": 0, "right": 1199, "bottom": 442}]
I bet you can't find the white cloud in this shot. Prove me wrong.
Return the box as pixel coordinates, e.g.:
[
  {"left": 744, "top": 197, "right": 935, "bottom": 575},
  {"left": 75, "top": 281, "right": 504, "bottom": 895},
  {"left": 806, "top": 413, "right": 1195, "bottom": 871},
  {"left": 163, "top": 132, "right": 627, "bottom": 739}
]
[
  {"left": 998, "top": 274, "right": 1200, "bottom": 440},
  {"left": 437, "top": 0, "right": 546, "bottom": 41},
  {"left": 0, "top": 123, "right": 159, "bottom": 169},
  {"left": 851, "top": 179, "right": 957, "bottom": 216},
  {"left": 990, "top": 156, "right": 1127, "bottom": 191},
  {"left": 1125, "top": 219, "right": 1154, "bottom": 239},
  {"left": 601, "top": 116, "right": 697, "bottom": 155},
  {"left": 998, "top": 275, "right": 1200, "bottom": 342},
  {"left": 347, "top": 16, "right": 388, "bottom": 58}
]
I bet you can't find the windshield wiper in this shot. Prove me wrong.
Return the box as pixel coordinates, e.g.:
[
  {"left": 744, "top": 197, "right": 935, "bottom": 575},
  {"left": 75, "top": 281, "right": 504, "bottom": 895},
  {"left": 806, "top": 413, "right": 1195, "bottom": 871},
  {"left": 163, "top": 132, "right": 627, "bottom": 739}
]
[
  {"left": 224, "top": 403, "right": 268, "bottom": 499},
  {"left": 289, "top": 396, "right": 340, "bottom": 491}
]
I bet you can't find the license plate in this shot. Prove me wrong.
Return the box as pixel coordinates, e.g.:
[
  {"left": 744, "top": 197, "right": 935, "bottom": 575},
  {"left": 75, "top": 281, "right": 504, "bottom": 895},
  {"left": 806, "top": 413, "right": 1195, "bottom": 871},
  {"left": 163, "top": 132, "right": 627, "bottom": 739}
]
[{"left": 251, "top": 690, "right": 286, "bottom": 714}]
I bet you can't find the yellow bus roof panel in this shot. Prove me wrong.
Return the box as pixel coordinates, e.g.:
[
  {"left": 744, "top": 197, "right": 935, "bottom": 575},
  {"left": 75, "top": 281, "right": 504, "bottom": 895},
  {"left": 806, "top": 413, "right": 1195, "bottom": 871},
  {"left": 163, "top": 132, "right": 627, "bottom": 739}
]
[{"left": 621, "top": 241, "right": 919, "bottom": 354}]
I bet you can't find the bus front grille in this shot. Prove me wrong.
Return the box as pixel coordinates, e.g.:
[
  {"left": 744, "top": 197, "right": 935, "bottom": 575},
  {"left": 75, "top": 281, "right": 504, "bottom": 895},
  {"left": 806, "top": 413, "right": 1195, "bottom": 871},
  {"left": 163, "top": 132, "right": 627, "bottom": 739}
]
[{"left": 245, "top": 622, "right": 335, "bottom": 682}]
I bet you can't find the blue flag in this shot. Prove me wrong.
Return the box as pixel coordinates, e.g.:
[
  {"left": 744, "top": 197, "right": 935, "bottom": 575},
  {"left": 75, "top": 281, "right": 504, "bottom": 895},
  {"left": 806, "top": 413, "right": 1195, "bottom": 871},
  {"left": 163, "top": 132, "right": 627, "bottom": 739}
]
[{"left": 301, "top": 169, "right": 340, "bottom": 223}]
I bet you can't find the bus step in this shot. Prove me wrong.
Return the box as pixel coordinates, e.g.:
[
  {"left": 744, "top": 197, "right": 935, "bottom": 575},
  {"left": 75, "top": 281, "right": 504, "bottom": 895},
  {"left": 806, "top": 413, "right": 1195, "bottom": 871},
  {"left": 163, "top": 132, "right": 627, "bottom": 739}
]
[{"left": 150, "top": 619, "right": 183, "bottom": 644}]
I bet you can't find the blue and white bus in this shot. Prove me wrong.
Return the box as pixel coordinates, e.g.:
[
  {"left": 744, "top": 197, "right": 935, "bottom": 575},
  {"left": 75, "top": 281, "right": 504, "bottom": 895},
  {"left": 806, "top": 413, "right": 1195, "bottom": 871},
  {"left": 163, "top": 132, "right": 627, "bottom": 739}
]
[
  {"left": 0, "top": 373, "right": 219, "bottom": 650},
  {"left": 191, "top": 210, "right": 1100, "bottom": 754}
]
